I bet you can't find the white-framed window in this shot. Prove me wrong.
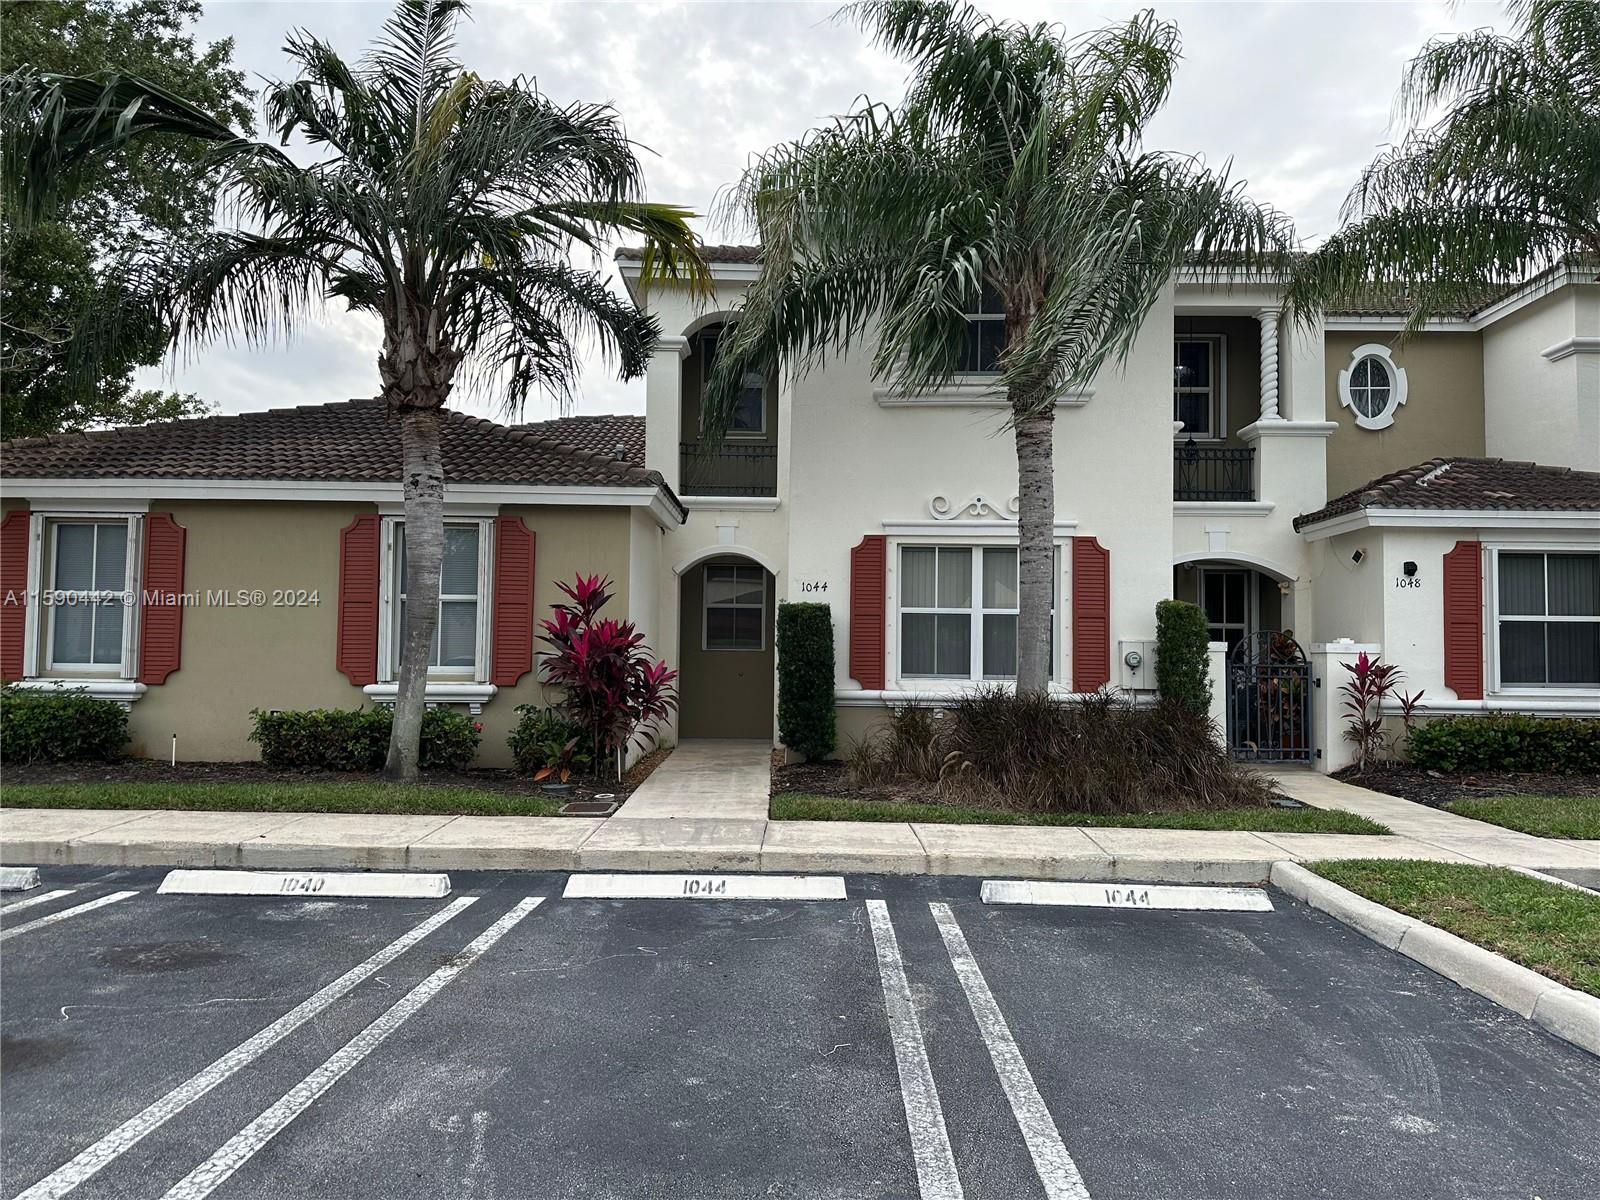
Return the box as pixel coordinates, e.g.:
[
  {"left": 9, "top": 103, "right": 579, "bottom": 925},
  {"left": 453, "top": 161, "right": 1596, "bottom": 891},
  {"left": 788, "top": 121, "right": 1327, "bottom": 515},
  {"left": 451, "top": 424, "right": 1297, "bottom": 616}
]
[
  {"left": 43, "top": 518, "right": 137, "bottom": 674},
  {"left": 1173, "top": 335, "right": 1225, "bottom": 439},
  {"left": 697, "top": 324, "right": 766, "bottom": 435},
  {"left": 898, "top": 544, "right": 1056, "bottom": 681},
  {"left": 380, "top": 517, "right": 492, "bottom": 681},
  {"left": 1338, "top": 343, "right": 1409, "bottom": 430},
  {"left": 703, "top": 562, "right": 766, "bottom": 651},
  {"left": 957, "top": 284, "right": 1006, "bottom": 374},
  {"left": 1492, "top": 549, "right": 1600, "bottom": 690},
  {"left": 1198, "top": 566, "right": 1254, "bottom": 655}
]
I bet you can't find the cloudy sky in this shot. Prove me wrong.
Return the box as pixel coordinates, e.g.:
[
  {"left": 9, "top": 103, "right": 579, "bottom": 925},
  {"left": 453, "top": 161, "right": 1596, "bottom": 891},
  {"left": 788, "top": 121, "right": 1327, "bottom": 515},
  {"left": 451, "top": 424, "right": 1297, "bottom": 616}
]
[{"left": 135, "top": 0, "right": 1510, "bottom": 422}]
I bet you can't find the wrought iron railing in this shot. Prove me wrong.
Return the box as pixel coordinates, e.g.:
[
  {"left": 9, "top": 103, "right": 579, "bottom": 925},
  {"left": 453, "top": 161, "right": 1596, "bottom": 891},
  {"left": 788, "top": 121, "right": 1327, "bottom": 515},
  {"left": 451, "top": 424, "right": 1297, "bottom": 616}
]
[
  {"left": 680, "top": 441, "right": 778, "bottom": 497},
  {"left": 1174, "top": 442, "right": 1255, "bottom": 502}
]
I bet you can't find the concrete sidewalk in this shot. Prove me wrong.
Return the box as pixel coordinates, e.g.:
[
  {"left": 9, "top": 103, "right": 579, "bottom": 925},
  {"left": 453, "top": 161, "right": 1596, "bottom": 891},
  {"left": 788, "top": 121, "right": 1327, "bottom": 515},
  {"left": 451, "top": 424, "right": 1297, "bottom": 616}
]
[
  {"left": 1265, "top": 768, "right": 1600, "bottom": 878},
  {"left": 4, "top": 803, "right": 1595, "bottom": 882}
]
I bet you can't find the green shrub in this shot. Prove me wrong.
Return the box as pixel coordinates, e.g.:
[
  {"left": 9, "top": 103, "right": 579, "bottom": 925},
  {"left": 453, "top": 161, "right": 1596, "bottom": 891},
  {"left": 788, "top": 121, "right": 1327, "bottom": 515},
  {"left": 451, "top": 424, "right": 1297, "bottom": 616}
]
[
  {"left": 250, "top": 706, "right": 482, "bottom": 772},
  {"left": 507, "top": 704, "right": 591, "bottom": 778},
  {"left": 0, "top": 685, "right": 130, "bottom": 764},
  {"left": 419, "top": 708, "right": 482, "bottom": 772},
  {"left": 847, "top": 688, "right": 1271, "bottom": 814},
  {"left": 1155, "top": 599, "right": 1211, "bottom": 715},
  {"left": 777, "top": 602, "right": 836, "bottom": 761},
  {"left": 1406, "top": 713, "right": 1600, "bottom": 774}
]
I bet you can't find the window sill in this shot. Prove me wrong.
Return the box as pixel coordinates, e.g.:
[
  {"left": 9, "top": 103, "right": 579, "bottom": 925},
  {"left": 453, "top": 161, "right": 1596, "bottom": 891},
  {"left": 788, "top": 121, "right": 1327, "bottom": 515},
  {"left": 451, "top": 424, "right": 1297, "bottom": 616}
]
[
  {"left": 681, "top": 496, "right": 781, "bottom": 512},
  {"left": 836, "top": 684, "right": 1093, "bottom": 706},
  {"left": 363, "top": 682, "right": 499, "bottom": 715},
  {"left": 11, "top": 678, "right": 147, "bottom": 708},
  {"left": 1380, "top": 693, "right": 1599, "bottom": 717}
]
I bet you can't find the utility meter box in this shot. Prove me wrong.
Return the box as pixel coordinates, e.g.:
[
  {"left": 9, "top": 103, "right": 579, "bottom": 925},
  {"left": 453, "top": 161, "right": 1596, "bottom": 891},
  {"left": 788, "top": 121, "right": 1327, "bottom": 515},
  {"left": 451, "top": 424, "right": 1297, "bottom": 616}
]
[{"left": 1117, "top": 639, "right": 1160, "bottom": 691}]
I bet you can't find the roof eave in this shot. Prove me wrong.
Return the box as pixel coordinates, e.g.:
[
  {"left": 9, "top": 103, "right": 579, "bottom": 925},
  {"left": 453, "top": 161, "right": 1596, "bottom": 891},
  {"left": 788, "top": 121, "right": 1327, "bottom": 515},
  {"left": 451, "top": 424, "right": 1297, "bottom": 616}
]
[{"left": 1296, "top": 505, "right": 1600, "bottom": 539}]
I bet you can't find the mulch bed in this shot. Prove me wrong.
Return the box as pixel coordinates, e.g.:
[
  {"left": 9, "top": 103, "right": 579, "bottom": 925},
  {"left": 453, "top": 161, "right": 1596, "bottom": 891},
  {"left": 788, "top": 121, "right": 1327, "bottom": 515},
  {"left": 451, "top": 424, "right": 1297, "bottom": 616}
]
[
  {"left": 771, "top": 759, "right": 933, "bottom": 804},
  {"left": 1333, "top": 764, "right": 1600, "bottom": 809},
  {"left": 3, "top": 753, "right": 669, "bottom": 804}
]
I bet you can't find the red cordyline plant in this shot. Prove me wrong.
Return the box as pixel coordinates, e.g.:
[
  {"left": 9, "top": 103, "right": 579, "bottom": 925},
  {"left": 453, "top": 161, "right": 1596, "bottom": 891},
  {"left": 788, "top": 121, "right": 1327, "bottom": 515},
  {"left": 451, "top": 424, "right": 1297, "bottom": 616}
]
[
  {"left": 1340, "top": 651, "right": 1425, "bottom": 772},
  {"left": 538, "top": 574, "right": 678, "bottom": 778}
]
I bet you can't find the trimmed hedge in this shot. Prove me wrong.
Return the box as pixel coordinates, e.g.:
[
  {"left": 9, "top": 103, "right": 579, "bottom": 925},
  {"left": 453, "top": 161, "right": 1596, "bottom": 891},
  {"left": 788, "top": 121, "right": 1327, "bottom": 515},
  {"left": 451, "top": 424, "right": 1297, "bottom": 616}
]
[
  {"left": 777, "top": 602, "right": 836, "bottom": 761},
  {"left": 1406, "top": 713, "right": 1600, "bottom": 774},
  {"left": 250, "top": 706, "right": 481, "bottom": 772},
  {"left": 1155, "top": 599, "right": 1211, "bottom": 715},
  {"left": 0, "top": 685, "right": 130, "bottom": 764}
]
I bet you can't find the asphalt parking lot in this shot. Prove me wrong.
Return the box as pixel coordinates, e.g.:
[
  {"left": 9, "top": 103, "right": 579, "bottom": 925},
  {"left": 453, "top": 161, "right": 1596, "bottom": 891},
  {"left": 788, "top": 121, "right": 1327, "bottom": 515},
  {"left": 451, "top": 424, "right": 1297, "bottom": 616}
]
[{"left": 2, "top": 867, "right": 1596, "bottom": 1200}]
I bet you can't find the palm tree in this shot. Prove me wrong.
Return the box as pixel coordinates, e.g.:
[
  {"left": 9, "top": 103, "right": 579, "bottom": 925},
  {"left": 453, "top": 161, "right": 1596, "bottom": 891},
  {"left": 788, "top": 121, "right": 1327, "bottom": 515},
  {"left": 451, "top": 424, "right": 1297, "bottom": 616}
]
[
  {"left": 1287, "top": 0, "right": 1598, "bottom": 325},
  {"left": 704, "top": 0, "right": 1295, "bottom": 696},
  {"left": 3, "top": 0, "right": 707, "bottom": 781}
]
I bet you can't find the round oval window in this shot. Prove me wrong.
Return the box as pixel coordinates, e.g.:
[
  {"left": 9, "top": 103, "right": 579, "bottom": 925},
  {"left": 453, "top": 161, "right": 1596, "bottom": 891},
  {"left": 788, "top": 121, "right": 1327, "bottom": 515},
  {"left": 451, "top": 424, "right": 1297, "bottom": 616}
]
[{"left": 1348, "top": 355, "right": 1393, "bottom": 420}]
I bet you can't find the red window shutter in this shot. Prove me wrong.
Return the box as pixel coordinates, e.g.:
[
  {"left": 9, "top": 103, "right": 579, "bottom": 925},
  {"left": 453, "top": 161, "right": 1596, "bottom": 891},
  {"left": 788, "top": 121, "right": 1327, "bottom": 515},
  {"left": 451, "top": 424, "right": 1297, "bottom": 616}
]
[
  {"left": 1071, "top": 536, "right": 1111, "bottom": 693},
  {"left": 849, "top": 534, "right": 887, "bottom": 690},
  {"left": 138, "top": 512, "right": 187, "bottom": 685},
  {"left": 490, "top": 515, "right": 536, "bottom": 687},
  {"left": 1, "top": 511, "right": 30, "bottom": 680},
  {"left": 336, "top": 514, "right": 381, "bottom": 687},
  {"left": 1443, "top": 540, "right": 1484, "bottom": 700}
]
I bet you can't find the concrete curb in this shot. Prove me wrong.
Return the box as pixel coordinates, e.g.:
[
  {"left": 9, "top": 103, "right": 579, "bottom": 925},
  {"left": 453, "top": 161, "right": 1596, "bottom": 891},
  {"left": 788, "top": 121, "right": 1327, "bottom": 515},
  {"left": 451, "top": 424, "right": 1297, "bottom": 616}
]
[{"left": 1270, "top": 861, "right": 1600, "bottom": 1058}]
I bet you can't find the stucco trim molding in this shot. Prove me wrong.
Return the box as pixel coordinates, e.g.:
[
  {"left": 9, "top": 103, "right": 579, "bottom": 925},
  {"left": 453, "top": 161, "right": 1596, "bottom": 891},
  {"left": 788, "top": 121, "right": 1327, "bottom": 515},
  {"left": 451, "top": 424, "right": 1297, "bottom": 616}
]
[
  {"left": 1173, "top": 501, "right": 1276, "bottom": 518},
  {"left": 9, "top": 678, "right": 147, "bottom": 709},
  {"left": 1379, "top": 695, "right": 1600, "bottom": 718},
  {"left": 873, "top": 383, "right": 1092, "bottom": 408},
  {"left": 1237, "top": 420, "right": 1338, "bottom": 440},
  {"left": 681, "top": 496, "right": 781, "bottom": 512},
  {"left": 1540, "top": 336, "right": 1600, "bottom": 362},
  {"left": 834, "top": 685, "right": 1100, "bottom": 707},
  {"left": 882, "top": 519, "right": 1078, "bottom": 538},
  {"left": 363, "top": 681, "right": 498, "bottom": 715},
  {"left": 672, "top": 543, "right": 783, "bottom": 578}
]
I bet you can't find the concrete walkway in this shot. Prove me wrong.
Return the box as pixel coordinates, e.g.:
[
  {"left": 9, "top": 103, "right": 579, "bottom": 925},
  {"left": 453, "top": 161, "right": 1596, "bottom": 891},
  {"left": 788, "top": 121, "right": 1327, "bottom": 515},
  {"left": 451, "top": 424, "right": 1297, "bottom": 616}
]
[
  {"left": 1266, "top": 767, "right": 1600, "bottom": 877},
  {"left": 3, "top": 754, "right": 1596, "bottom": 882}
]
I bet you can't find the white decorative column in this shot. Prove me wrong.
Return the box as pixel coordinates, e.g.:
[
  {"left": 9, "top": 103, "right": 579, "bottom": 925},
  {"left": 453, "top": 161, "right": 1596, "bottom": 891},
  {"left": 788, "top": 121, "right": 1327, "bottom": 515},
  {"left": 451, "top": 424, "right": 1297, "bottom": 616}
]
[
  {"left": 1256, "top": 308, "right": 1281, "bottom": 420},
  {"left": 1207, "top": 641, "right": 1228, "bottom": 749},
  {"left": 643, "top": 334, "right": 690, "bottom": 492}
]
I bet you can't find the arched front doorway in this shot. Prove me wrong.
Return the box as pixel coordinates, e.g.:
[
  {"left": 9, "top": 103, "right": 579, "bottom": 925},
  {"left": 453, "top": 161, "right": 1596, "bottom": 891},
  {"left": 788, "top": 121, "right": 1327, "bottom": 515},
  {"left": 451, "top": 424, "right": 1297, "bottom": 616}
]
[
  {"left": 1172, "top": 558, "right": 1295, "bottom": 654},
  {"left": 677, "top": 554, "right": 776, "bottom": 739}
]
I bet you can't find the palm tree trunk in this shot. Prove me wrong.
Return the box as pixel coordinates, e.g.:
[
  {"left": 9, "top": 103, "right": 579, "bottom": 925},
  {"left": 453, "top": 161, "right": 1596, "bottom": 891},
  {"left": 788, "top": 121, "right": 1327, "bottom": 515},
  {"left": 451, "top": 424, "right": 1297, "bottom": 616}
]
[
  {"left": 385, "top": 407, "right": 445, "bottom": 783},
  {"left": 1013, "top": 409, "right": 1054, "bottom": 697}
]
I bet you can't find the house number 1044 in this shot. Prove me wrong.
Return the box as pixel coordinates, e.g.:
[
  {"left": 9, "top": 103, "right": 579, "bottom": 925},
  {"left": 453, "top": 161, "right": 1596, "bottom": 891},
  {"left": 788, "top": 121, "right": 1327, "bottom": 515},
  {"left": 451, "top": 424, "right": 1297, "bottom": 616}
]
[{"left": 798, "top": 581, "right": 829, "bottom": 594}]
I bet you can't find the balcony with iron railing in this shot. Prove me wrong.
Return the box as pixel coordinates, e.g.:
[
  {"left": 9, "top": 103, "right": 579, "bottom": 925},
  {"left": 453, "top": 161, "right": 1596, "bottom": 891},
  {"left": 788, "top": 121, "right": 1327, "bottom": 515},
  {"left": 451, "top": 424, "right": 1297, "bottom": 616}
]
[
  {"left": 680, "top": 441, "right": 778, "bottom": 498},
  {"left": 1174, "top": 441, "right": 1255, "bottom": 502}
]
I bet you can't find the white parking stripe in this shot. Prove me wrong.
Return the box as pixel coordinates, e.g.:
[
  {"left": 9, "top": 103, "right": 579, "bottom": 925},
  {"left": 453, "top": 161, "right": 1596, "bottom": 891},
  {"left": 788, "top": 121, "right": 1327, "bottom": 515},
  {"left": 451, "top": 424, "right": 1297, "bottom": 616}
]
[
  {"left": 158, "top": 897, "right": 545, "bottom": 1200},
  {"left": 0, "top": 891, "right": 138, "bottom": 942},
  {"left": 866, "top": 900, "right": 963, "bottom": 1200},
  {"left": 1, "top": 889, "right": 76, "bottom": 915},
  {"left": 12, "top": 896, "right": 478, "bottom": 1200},
  {"left": 930, "top": 903, "right": 1092, "bottom": 1200}
]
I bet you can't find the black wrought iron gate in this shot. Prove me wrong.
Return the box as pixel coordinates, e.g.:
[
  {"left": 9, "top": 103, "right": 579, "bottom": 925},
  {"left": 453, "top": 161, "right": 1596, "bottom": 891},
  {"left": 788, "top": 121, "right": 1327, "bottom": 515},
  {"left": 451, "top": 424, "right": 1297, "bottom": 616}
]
[{"left": 1227, "top": 631, "right": 1313, "bottom": 762}]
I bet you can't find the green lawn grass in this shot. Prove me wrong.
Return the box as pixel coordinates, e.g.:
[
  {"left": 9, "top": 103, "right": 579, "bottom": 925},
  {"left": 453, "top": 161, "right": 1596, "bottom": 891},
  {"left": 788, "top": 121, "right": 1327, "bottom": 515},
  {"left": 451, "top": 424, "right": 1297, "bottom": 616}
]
[
  {"left": 771, "top": 792, "right": 1389, "bottom": 834},
  {"left": 1, "top": 781, "right": 562, "bottom": 817},
  {"left": 1444, "top": 794, "right": 1600, "bottom": 840},
  {"left": 1309, "top": 859, "right": 1600, "bottom": 997}
]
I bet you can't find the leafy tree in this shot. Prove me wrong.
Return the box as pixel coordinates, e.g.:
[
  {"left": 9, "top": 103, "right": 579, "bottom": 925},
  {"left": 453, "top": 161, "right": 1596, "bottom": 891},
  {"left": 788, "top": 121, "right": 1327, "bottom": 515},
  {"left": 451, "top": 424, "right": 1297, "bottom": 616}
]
[
  {"left": 1288, "top": 0, "right": 1599, "bottom": 326},
  {"left": 0, "top": 0, "right": 252, "bottom": 435},
  {"left": 705, "top": 0, "right": 1295, "bottom": 695},
  {"left": 4, "top": 0, "right": 708, "bottom": 781}
]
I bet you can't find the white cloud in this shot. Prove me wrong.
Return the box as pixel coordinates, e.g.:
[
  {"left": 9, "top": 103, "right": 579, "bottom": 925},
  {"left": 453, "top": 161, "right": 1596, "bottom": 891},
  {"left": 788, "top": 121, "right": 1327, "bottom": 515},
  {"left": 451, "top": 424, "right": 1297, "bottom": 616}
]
[{"left": 136, "top": 0, "right": 1511, "bottom": 420}]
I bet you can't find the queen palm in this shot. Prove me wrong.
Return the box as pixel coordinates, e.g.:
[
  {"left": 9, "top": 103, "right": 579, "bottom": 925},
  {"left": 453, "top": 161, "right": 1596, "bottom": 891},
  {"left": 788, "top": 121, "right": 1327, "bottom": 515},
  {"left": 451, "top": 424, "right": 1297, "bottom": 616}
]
[
  {"left": 3, "top": 0, "right": 707, "bottom": 781},
  {"left": 704, "top": 0, "right": 1295, "bottom": 696},
  {"left": 1287, "top": 0, "right": 1599, "bottom": 325}
]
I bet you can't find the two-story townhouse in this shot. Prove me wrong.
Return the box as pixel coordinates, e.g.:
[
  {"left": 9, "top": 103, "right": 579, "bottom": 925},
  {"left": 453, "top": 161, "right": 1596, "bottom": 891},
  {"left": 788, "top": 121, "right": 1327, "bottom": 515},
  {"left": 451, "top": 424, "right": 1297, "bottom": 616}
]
[
  {"left": 2, "top": 254, "right": 1592, "bottom": 772},
  {"left": 617, "top": 247, "right": 1599, "bottom": 773}
]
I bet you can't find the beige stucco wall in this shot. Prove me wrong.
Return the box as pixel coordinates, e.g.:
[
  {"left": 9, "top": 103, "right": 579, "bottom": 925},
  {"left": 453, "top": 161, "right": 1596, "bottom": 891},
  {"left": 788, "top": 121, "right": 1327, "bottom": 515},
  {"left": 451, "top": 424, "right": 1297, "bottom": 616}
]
[
  {"left": 1323, "top": 331, "right": 1486, "bottom": 498},
  {"left": 8, "top": 499, "right": 644, "bottom": 769}
]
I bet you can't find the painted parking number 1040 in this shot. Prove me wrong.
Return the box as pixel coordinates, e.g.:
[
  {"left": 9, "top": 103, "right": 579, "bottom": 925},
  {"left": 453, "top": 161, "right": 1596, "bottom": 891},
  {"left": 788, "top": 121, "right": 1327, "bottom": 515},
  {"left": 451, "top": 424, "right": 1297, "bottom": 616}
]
[
  {"left": 1103, "top": 887, "right": 1152, "bottom": 907},
  {"left": 682, "top": 877, "right": 729, "bottom": 896},
  {"left": 278, "top": 876, "right": 327, "bottom": 895}
]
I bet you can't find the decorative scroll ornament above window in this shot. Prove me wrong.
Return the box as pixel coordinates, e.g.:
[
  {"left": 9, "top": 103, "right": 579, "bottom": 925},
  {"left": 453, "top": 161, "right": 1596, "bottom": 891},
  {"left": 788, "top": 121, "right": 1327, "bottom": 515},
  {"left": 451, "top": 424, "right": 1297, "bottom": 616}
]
[
  {"left": 929, "top": 493, "right": 1021, "bottom": 521},
  {"left": 1338, "top": 343, "right": 1409, "bottom": 431}
]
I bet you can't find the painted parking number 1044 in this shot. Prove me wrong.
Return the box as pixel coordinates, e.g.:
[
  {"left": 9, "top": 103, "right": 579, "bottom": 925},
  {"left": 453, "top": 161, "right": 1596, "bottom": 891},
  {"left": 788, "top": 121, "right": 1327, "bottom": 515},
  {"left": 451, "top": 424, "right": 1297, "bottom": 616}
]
[
  {"left": 682, "top": 877, "right": 729, "bottom": 896},
  {"left": 1103, "top": 887, "right": 1153, "bottom": 907}
]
